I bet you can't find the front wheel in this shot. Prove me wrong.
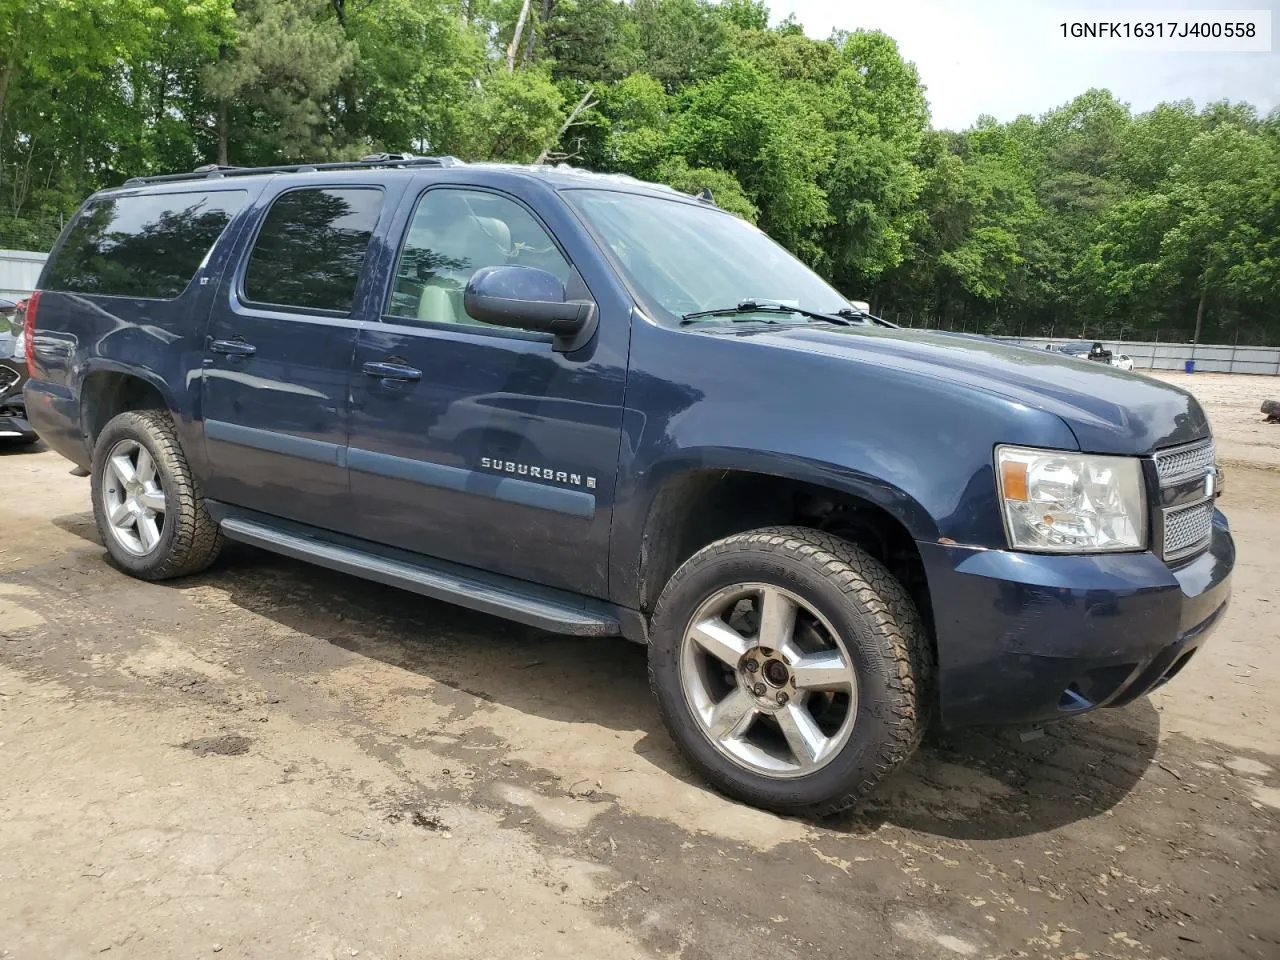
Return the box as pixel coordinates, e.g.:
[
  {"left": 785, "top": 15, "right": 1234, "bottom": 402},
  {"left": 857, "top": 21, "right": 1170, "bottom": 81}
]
[{"left": 648, "top": 526, "right": 932, "bottom": 817}]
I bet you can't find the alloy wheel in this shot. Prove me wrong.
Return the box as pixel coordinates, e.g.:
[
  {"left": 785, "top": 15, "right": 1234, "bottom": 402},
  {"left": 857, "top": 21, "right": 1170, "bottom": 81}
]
[
  {"left": 679, "top": 583, "right": 858, "bottom": 779},
  {"left": 100, "top": 438, "right": 167, "bottom": 556}
]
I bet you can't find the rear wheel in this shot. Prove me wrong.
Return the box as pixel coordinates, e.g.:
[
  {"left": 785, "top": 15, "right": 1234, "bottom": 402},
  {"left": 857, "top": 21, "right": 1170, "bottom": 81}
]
[
  {"left": 90, "top": 409, "right": 222, "bottom": 580},
  {"left": 648, "top": 526, "right": 931, "bottom": 816}
]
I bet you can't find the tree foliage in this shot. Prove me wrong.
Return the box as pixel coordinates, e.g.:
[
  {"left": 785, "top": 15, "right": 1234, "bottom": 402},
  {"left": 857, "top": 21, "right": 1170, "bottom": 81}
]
[{"left": 1, "top": 0, "right": 1275, "bottom": 343}]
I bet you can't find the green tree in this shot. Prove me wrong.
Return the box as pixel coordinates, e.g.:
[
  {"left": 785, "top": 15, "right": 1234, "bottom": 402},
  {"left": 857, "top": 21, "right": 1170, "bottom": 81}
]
[
  {"left": 205, "top": 0, "right": 356, "bottom": 164},
  {"left": 816, "top": 30, "right": 927, "bottom": 291},
  {"left": 1089, "top": 121, "right": 1280, "bottom": 343},
  {"left": 0, "top": 0, "right": 230, "bottom": 239},
  {"left": 627, "top": 0, "right": 730, "bottom": 91},
  {"left": 542, "top": 0, "right": 640, "bottom": 84},
  {"left": 671, "top": 57, "right": 833, "bottom": 259},
  {"left": 329, "top": 0, "right": 485, "bottom": 155},
  {"left": 447, "top": 67, "right": 566, "bottom": 161}
]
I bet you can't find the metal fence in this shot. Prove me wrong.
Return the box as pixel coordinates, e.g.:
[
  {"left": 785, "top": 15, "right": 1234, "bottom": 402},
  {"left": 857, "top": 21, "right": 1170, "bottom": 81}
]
[
  {"left": 0, "top": 216, "right": 64, "bottom": 253},
  {"left": 995, "top": 336, "right": 1280, "bottom": 376}
]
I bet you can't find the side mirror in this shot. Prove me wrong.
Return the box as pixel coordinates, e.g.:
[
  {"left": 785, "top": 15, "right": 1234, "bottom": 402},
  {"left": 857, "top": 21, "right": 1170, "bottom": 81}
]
[{"left": 464, "top": 265, "right": 597, "bottom": 352}]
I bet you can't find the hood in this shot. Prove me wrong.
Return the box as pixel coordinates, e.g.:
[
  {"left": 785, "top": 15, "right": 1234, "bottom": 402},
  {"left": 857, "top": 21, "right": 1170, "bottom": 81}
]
[{"left": 736, "top": 324, "right": 1209, "bottom": 455}]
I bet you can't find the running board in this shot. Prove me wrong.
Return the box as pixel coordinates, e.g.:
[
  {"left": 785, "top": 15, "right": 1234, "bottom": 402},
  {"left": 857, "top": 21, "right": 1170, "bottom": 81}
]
[{"left": 218, "top": 516, "right": 621, "bottom": 637}]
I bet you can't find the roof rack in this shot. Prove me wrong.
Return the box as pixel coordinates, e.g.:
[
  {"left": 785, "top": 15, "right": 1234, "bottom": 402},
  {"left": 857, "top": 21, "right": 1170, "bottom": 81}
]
[{"left": 122, "top": 153, "right": 464, "bottom": 186}]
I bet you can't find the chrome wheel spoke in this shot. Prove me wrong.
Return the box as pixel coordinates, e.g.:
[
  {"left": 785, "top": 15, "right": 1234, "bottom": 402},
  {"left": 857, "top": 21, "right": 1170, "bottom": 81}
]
[
  {"left": 706, "top": 688, "right": 758, "bottom": 741},
  {"left": 138, "top": 489, "right": 166, "bottom": 513},
  {"left": 107, "top": 500, "right": 132, "bottom": 527},
  {"left": 775, "top": 702, "right": 828, "bottom": 769},
  {"left": 137, "top": 516, "right": 161, "bottom": 552},
  {"left": 100, "top": 439, "right": 166, "bottom": 558},
  {"left": 689, "top": 617, "right": 751, "bottom": 667},
  {"left": 109, "top": 453, "right": 137, "bottom": 487},
  {"left": 791, "top": 650, "right": 853, "bottom": 691},
  {"left": 756, "top": 586, "right": 797, "bottom": 650},
  {"left": 134, "top": 447, "right": 156, "bottom": 485}
]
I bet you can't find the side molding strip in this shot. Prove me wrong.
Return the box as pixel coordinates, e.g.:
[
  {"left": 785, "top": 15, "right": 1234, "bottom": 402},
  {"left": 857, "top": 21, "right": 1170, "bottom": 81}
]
[
  {"left": 218, "top": 516, "right": 619, "bottom": 636},
  {"left": 202, "top": 421, "right": 596, "bottom": 518},
  {"left": 206, "top": 419, "right": 346, "bottom": 467}
]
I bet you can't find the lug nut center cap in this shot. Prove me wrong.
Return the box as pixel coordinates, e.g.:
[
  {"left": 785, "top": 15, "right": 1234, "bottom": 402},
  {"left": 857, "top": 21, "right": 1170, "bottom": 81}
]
[{"left": 763, "top": 659, "right": 790, "bottom": 686}]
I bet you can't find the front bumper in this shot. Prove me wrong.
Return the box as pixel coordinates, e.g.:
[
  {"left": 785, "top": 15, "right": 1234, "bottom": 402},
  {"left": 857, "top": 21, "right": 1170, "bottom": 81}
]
[
  {"left": 0, "top": 410, "right": 36, "bottom": 440},
  {"left": 0, "top": 359, "right": 36, "bottom": 441},
  {"left": 0, "top": 370, "right": 37, "bottom": 442},
  {"left": 920, "top": 511, "right": 1234, "bottom": 728}
]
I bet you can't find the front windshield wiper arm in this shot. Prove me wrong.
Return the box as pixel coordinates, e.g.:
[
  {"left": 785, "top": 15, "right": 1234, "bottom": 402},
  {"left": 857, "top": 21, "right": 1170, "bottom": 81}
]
[
  {"left": 680, "top": 300, "right": 859, "bottom": 326},
  {"left": 835, "top": 306, "right": 899, "bottom": 328}
]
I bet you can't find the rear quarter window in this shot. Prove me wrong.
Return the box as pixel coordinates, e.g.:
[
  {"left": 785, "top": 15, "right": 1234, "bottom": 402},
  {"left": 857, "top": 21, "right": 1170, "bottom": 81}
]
[{"left": 44, "top": 191, "right": 247, "bottom": 299}]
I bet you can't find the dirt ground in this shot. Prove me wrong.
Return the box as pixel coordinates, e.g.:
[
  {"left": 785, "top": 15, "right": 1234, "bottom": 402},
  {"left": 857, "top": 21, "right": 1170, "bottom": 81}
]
[
  {"left": 1, "top": 377, "right": 1278, "bottom": 960},
  {"left": 1146, "top": 371, "right": 1280, "bottom": 472}
]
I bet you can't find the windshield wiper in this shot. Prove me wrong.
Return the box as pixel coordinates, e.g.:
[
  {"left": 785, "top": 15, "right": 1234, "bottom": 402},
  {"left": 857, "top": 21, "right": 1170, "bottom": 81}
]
[
  {"left": 835, "top": 306, "right": 899, "bottom": 328},
  {"left": 680, "top": 300, "right": 859, "bottom": 326}
]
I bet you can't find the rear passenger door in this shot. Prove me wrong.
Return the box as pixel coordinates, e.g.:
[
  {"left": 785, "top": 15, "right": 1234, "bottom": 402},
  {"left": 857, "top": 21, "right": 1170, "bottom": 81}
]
[{"left": 201, "top": 183, "right": 397, "bottom": 532}]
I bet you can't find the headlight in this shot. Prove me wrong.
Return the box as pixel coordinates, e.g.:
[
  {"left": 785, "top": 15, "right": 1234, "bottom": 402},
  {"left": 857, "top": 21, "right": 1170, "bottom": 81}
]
[{"left": 995, "top": 445, "right": 1147, "bottom": 552}]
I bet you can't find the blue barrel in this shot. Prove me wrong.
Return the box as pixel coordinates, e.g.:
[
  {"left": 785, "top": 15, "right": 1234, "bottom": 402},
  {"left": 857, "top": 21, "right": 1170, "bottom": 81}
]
[{"left": 1184, "top": 359, "right": 1195, "bottom": 373}]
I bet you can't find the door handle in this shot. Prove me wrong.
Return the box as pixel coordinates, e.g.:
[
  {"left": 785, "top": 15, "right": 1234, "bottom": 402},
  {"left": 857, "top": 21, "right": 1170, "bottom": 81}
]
[
  {"left": 363, "top": 360, "right": 422, "bottom": 382},
  {"left": 208, "top": 336, "right": 257, "bottom": 357}
]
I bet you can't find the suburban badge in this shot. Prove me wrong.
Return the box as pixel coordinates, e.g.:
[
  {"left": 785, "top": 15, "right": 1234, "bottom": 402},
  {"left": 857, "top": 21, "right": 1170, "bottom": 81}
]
[{"left": 479, "top": 457, "right": 596, "bottom": 489}]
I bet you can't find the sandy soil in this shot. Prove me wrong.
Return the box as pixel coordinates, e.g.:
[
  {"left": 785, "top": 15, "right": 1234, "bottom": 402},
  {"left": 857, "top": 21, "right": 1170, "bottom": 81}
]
[
  {"left": 1, "top": 378, "right": 1277, "bottom": 960},
  {"left": 1146, "top": 371, "right": 1280, "bottom": 471}
]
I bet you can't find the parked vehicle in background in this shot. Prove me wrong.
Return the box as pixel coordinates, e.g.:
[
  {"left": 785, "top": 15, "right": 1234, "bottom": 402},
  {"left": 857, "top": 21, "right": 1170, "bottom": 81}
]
[
  {"left": 0, "top": 297, "right": 38, "bottom": 446},
  {"left": 1053, "top": 340, "right": 1111, "bottom": 363},
  {"left": 1051, "top": 340, "right": 1137, "bottom": 371},
  {"left": 23, "top": 156, "right": 1233, "bottom": 816}
]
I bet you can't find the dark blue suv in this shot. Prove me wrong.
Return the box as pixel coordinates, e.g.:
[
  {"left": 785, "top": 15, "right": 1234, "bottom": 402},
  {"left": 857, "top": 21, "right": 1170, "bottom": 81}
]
[{"left": 23, "top": 156, "right": 1233, "bottom": 815}]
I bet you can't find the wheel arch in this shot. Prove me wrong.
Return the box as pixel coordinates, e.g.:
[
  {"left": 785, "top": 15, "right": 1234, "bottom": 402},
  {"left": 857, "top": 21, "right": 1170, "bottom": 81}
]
[
  {"left": 620, "top": 455, "right": 938, "bottom": 644},
  {"left": 78, "top": 362, "right": 175, "bottom": 450}
]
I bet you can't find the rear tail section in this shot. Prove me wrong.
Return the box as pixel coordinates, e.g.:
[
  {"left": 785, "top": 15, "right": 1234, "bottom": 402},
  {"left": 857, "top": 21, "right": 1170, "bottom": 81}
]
[{"left": 22, "top": 289, "right": 42, "bottom": 379}]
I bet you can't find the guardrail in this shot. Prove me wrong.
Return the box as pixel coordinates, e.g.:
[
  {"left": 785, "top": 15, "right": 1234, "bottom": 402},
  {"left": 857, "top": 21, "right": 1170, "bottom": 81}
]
[{"left": 996, "top": 337, "right": 1280, "bottom": 376}]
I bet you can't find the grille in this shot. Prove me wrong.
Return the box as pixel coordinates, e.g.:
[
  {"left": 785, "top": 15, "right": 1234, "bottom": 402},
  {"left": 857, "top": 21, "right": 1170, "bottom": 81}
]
[
  {"left": 1162, "top": 498, "right": 1214, "bottom": 561},
  {"left": 1155, "top": 439, "right": 1215, "bottom": 486},
  {"left": 0, "top": 366, "right": 17, "bottom": 394}
]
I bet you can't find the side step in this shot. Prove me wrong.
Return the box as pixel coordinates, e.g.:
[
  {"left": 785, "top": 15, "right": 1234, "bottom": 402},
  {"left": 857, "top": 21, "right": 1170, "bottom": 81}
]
[{"left": 218, "top": 516, "right": 621, "bottom": 637}]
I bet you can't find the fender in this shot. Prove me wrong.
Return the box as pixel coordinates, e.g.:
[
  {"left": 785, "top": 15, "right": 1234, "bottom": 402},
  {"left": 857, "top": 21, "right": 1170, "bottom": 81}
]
[
  {"left": 607, "top": 317, "right": 1082, "bottom": 609},
  {"left": 76, "top": 347, "right": 207, "bottom": 476}
]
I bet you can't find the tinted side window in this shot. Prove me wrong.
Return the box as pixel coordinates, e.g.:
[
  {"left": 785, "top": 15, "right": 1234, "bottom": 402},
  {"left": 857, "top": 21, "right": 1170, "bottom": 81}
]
[
  {"left": 244, "top": 188, "right": 383, "bottom": 313},
  {"left": 387, "top": 188, "right": 572, "bottom": 326},
  {"left": 45, "top": 191, "right": 247, "bottom": 299}
]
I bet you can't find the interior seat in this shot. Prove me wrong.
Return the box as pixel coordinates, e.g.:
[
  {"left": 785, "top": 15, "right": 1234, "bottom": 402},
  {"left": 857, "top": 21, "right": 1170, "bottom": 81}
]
[{"left": 415, "top": 204, "right": 512, "bottom": 325}]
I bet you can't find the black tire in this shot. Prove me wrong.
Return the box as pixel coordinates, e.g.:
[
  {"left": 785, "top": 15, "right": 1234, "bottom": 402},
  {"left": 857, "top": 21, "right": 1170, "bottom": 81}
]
[
  {"left": 90, "top": 409, "right": 223, "bottom": 580},
  {"left": 648, "top": 525, "right": 932, "bottom": 817}
]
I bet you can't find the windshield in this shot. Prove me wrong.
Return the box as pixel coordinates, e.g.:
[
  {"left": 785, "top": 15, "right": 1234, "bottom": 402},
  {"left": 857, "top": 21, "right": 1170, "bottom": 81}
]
[{"left": 565, "top": 189, "right": 851, "bottom": 325}]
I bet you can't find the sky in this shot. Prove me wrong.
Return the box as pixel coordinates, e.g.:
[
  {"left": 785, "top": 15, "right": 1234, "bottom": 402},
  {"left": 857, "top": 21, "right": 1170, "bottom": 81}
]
[{"left": 769, "top": 0, "right": 1280, "bottom": 129}]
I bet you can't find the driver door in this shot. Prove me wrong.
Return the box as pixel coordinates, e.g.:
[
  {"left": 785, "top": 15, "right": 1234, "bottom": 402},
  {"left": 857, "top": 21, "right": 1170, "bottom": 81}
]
[{"left": 345, "top": 185, "right": 626, "bottom": 597}]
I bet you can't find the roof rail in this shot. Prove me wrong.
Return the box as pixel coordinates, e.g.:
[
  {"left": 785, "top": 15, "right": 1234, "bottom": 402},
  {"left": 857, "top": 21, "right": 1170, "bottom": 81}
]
[{"left": 122, "top": 154, "right": 464, "bottom": 186}]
